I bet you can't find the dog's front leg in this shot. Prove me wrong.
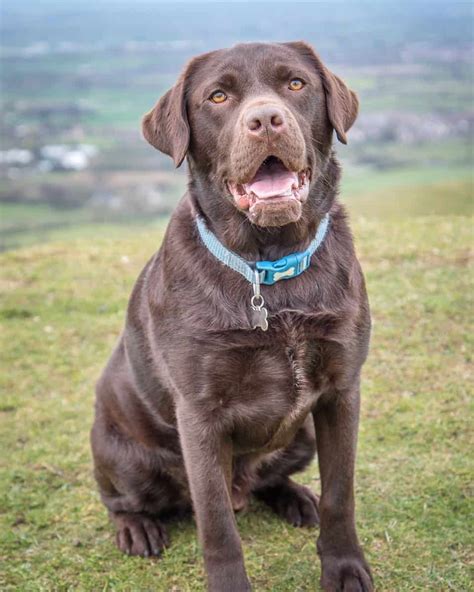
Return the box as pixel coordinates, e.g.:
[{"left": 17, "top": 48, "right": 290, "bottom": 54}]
[
  {"left": 177, "top": 401, "right": 251, "bottom": 592},
  {"left": 313, "top": 384, "right": 373, "bottom": 592}
]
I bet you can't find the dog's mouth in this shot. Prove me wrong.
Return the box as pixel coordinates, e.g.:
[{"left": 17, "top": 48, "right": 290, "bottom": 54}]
[{"left": 227, "top": 156, "right": 310, "bottom": 214}]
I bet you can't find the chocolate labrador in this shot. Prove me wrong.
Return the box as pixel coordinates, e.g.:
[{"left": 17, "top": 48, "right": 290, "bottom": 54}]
[{"left": 91, "top": 41, "right": 373, "bottom": 591}]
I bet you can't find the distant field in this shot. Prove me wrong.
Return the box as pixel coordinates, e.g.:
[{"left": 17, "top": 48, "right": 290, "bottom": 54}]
[
  {"left": 341, "top": 164, "right": 473, "bottom": 218},
  {"left": 3, "top": 54, "right": 472, "bottom": 134},
  {"left": 2, "top": 18, "right": 471, "bottom": 246},
  {"left": 1, "top": 162, "right": 472, "bottom": 250},
  {"left": 0, "top": 214, "right": 471, "bottom": 591},
  {"left": 0, "top": 202, "right": 167, "bottom": 251}
]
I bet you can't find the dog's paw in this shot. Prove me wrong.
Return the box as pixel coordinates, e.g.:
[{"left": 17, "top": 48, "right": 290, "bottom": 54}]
[
  {"left": 256, "top": 479, "right": 319, "bottom": 527},
  {"left": 320, "top": 553, "right": 373, "bottom": 592},
  {"left": 113, "top": 512, "right": 169, "bottom": 557}
]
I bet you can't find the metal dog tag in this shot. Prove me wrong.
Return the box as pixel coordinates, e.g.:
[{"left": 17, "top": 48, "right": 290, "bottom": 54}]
[
  {"left": 250, "top": 270, "right": 269, "bottom": 331},
  {"left": 251, "top": 305, "right": 268, "bottom": 331}
]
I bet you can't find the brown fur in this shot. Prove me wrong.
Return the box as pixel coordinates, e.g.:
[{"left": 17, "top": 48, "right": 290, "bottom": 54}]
[{"left": 91, "top": 41, "right": 373, "bottom": 591}]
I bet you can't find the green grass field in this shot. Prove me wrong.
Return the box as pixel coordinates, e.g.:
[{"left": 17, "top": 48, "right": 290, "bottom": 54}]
[
  {"left": 0, "top": 201, "right": 170, "bottom": 252},
  {"left": 1, "top": 200, "right": 472, "bottom": 590}
]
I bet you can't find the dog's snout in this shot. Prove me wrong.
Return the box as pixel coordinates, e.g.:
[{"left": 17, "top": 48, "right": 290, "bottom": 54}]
[{"left": 245, "top": 105, "right": 286, "bottom": 138}]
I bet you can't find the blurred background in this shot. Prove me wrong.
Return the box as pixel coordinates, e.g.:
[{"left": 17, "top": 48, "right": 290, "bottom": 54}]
[
  {"left": 1, "top": 3, "right": 473, "bottom": 590},
  {"left": 1, "top": 0, "right": 472, "bottom": 250}
]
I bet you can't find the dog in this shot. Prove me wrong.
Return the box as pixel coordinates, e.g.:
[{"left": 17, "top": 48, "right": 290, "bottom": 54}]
[{"left": 91, "top": 41, "right": 373, "bottom": 592}]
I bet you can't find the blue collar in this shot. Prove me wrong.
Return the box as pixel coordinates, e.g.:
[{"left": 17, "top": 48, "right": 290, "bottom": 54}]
[{"left": 196, "top": 213, "right": 330, "bottom": 286}]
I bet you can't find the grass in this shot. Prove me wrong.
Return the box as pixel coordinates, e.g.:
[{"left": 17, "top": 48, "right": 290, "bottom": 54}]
[
  {"left": 342, "top": 166, "right": 473, "bottom": 219},
  {"left": 0, "top": 210, "right": 473, "bottom": 590},
  {"left": 0, "top": 202, "right": 171, "bottom": 252}
]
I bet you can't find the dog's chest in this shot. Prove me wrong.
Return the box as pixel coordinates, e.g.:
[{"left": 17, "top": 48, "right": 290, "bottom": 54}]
[{"left": 217, "top": 325, "right": 334, "bottom": 453}]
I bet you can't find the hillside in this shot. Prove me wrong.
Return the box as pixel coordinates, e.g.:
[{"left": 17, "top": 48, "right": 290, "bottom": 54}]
[{"left": 0, "top": 213, "right": 472, "bottom": 591}]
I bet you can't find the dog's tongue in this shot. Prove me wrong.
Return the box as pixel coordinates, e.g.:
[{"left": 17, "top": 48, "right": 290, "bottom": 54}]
[{"left": 244, "top": 159, "right": 298, "bottom": 199}]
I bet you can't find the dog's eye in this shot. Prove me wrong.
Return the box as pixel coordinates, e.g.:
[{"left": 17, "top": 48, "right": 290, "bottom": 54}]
[
  {"left": 209, "top": 90, "right": 227, "bottom": 104},
  {"left": 288, "top": 78, "right": 305, "bottom": 91}
]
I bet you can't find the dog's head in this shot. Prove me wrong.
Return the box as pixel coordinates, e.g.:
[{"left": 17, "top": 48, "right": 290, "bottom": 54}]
[{"left": 143, "top": 42, "right": 358, "bottom": 228}]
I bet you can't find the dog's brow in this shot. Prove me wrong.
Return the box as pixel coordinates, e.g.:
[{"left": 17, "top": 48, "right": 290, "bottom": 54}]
[
  {"left": 273, "top": 63, "right": 310, "bottom": 81},
  {"left": 200, "top": 72, "right": 242, "bottom": 101},
  {"left": 214, "top": 71, "right": 239, "bottom": 88},
  {"left": 200, "top": 71, "right": 239, "bottom": 98},
  {"left": 273, "top": 63, "right": 293, "bottom": 78}
]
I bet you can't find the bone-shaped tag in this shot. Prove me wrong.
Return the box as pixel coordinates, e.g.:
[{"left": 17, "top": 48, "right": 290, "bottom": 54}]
[
  {"left": 273, "top": 266, "right": 295, "bottom": 282},
  {"left": 251, "top": 306, "right": 268, "bottom": 331}
]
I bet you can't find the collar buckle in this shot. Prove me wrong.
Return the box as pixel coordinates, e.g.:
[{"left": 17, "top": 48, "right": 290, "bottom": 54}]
[{"left": 256, "top": 251, "right": 311, "bottom": 285}]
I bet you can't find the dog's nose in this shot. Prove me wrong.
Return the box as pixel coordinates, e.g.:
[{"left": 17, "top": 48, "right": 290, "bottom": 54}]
[{"left": 245, "top": 105, "right": 286, "bottom": 138}]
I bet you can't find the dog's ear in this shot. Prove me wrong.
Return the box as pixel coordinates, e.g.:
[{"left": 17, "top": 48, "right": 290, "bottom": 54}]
[
  {"left": 284, "top": 41, "right": 359, "bottom": 144},
  {"left": 142, "top": 73, "right": 190, "bottom": 167},
  {"left": 319, "top": 69, "right": 358, "bottom": 145}
]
